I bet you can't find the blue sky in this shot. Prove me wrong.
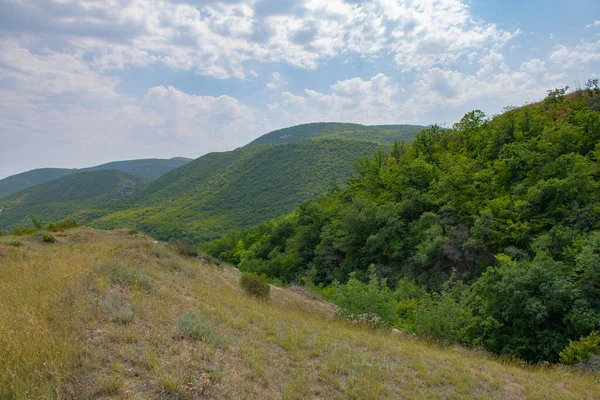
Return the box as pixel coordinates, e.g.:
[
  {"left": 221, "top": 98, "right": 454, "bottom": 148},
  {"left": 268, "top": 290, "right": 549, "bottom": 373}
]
[{"left": 0, "top": 0, "right": 599, "bottom": 177}]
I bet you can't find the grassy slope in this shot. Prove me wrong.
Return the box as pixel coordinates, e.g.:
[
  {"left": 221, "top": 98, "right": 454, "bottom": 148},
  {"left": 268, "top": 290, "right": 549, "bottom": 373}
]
[
  {"left": 0, "top": 227, "right": 597, "bottom": 399},
  {"left": 0, "top": 170, "right": 146, "bottom": 231},
  {"left": 0, "top": 158, "right": 191, "bottom": 199},
  {"left": 246, "top": 122, "right": 423, "bottom": 147},
  {"left": 91, "top": 139, "right": 386, "bottom": 243}
]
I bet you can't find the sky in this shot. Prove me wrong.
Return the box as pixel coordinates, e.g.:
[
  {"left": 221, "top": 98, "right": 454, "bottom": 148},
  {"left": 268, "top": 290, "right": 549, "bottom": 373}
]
[{"left": 0, "top": 0, "right": 599, "bottom": 178}]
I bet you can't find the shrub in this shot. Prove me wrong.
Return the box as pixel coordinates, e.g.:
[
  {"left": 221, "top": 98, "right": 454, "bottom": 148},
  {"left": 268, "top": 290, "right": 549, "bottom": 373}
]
[
  {"left": 560, "top": 331, "right": 600, "bottom": 365},
  {"left": 47, "top": 218, "right": 79, "bottom": 232},
  {"left": 42, "top": 234, "right": 56, "bottom": 243},
  {"left": 329, "top": 268, "right": 397, "bottom": 327},
  {"left": 240, "top": 272, "right": 270, "bottom": 299},
  {"left": 175, "top": 242, "right": 199, "bottom": 257},
  {"left": 94, "top": 262, "right": 152, "bottom": 291},
  {"left": 13, "top": 228, "right": 37, "bottom": 236},
  {"left": 100, "top": 290, "right": 135, "bottom": 324},
  {"left": 176, "top": 313, "right": 220, "bottom": 345},
  {"left": 8, "top": 240, "right": 22, "bottom": 247}
]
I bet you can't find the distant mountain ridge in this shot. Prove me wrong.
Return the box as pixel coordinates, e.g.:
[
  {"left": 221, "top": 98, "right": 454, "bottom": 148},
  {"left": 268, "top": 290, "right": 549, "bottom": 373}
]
[
  {"left": 0, "top": 157, "right": 192, "bottom": 198},
  {"left": 0, "top": 170, "right": 146, "bottom": 230},
  {"left": 0, "top": 122, "right": 425, "bottom": 238}
]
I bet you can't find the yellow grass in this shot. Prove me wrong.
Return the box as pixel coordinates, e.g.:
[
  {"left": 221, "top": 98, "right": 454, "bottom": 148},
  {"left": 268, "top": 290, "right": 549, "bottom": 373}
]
[{"left": 0, "top": 227, "right": 598, "bottom": 399}]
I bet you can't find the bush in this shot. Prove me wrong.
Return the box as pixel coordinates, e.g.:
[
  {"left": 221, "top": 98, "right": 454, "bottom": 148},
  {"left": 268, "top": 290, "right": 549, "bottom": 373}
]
[
  {"left": 100, "top": 290, "right": 135, "bottom": 324},
  {"left": 13, "top": 228, "right": 36, "bottom": 236},
  {"left": 560, "top": 331, "right": 600, "bottom": 365},
  {"left": 8, "top": 240, "right": 22, "bottom": 247},
  {"left": 42, "top": 234, "right": 56, "bottom": 243},
  {"left": 176, "top": 313, "right": 217, "bottom": 342},
  {"left": 240, "top": 272, "right": 270, "bottom": 299},
  {"left": 47, "top": 218, "right": 79, "bottom": 232},
  {"left": 329, "top": 268, "right": 397, "bottom": 327},
  {"left": 175, "top": 242, "right": 199, "bottom": 257},
  {"left": 94, "top": 262, "right": 152, "bottom": 291}
]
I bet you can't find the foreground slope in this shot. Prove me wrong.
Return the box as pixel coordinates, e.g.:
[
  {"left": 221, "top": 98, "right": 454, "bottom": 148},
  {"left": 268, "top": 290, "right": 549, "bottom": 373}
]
[
  {"left": 91, "top": 138, "right": 397, "bottom": 243},
  {"left": 0, "top": 227, "right": 597, "bottom": 399},
  {"left": 0, "top": 170, "right": 146, "bottom": 231},
  {"left": 0, "top": 157, "right": 191, "bottom": 198}
]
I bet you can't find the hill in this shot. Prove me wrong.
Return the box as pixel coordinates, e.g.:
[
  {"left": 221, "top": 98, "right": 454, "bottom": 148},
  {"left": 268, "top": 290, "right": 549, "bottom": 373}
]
[
  {"left": 0, "top": 170, "right": 146, "bottom": 231},
  {"left": 0, "top": 157, "right": 191, "bottom": 198},
  {"left": 202, "top": 85, "right": 600, "bottom": 363},
  {"left": 90, "top": 139, "right": 392, "bottom": 243},
  {"left": 0, "top": 227, "right": 597, "bottom": 398},
  {"left": 245, "top": 122, "right": 423, "bottom": 147},
  {"left": 89, "top": 124, "right": 424, "bottom": 243}
]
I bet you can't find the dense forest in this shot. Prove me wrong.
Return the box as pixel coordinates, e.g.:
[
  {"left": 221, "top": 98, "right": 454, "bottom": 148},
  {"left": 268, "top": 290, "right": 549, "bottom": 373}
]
[{"left": 203, "top": 82, "right": 600, "bottom": 363}]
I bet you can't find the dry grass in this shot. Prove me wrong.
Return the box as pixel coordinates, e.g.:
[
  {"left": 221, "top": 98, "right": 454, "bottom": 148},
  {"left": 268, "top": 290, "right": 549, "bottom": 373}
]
[{"left": 0, "top": 227, "right": 598, "bottom": 399}]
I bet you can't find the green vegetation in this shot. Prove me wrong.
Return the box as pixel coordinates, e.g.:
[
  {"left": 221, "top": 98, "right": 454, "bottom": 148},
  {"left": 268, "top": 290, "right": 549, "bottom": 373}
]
[
  {"left": 1, "top": 227, "right": 598, "bottom": 398},
  {"left": 240, "top": 272, "right": 271, "bottom": 298},
  {"left": 203, "top": 84, "right": 600, "bottom": 363},
  {"left": 0, "top": 170, "right": 146, "bottom": 231},
  {"left": 91, "top": 129, "right": 421, "bottom": 243},
  {"left": 0, "top": 157, "right": 190, "bottom": 198},
  {"left": 42, "top": 233, "right": 55, "bottom": 243},
  {"left": 246, "top": 122, "right": 423, "bottom": 147}
]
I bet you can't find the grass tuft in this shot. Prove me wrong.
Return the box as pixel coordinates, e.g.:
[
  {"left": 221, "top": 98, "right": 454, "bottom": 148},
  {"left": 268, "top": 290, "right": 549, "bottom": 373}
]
[
  {"left": 94, "top": 261, "right": 152, "bottom": 291},
  {"left": 100, "top": 289, "right": 135, "bottom": 324}
]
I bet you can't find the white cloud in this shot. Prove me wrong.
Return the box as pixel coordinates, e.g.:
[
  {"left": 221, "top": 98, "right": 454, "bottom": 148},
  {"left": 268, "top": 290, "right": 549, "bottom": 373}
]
[
  {"left": 585, "top": 20, "right": 600, "bottom": 28},
  {"left": 521, "top": 58, "right": 546, "bottom": 73},
  {"left": 550, "top": 40, "right": 600, "bottom": 68},
  {"left": 266, "top": 73, "right": 406, "bottom": 126},
  {"left": 1, "top": 0, "right": 516, "bottom": 79},
  {"left": 266, "top": 72, "right": 287, "bottom": 89}
]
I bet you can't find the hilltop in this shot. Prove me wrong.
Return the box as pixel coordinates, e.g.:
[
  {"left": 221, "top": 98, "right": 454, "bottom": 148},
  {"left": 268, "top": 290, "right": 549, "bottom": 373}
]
[
  {"left": 246, "top": 122, "right": 424, "bottom": 147},
  {"left": 0, "top": 157, "right": 191, "bottom": 198},
  {"left": 87, "top": 123, "right": 424, "bottom": 243},
  {"left": 0, "top": 227, "right": 597, "bottom": 399},
  {"left": 0, "top": 170, "right": 146, "bottom": 231}
]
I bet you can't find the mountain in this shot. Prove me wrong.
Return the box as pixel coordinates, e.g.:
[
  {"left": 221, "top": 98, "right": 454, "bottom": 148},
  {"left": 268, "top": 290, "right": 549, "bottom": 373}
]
[
  {"left": 87, "top": 123, "right": 424, "bottom": 243},
  {"left": 1, "top": 227, "right": 596, "bottom": 398},
  {"left": 0, "top": 157, "right": 192, "bottom": 198},
  {"left": 246, "top": 122, "right": 424, "bottom": 147},
  {"left": 202, "top": 86, "right": 600, "bottom": 363},
  {"left": 0, "top": 170, "right": 146, "bottom": 231}
]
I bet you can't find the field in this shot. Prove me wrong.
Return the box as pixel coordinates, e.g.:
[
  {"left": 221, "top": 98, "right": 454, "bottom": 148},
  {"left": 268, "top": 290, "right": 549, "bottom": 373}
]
[{"left": 0, "top": 227, "right": 598, "bottom": 399}]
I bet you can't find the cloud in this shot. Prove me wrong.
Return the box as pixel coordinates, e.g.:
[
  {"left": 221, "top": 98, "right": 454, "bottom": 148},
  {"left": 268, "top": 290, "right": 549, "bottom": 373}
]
[
  {"left": 550, "top": 40, "right": 600, "bottom": 69},
  {"left": 267, "top": 74, "right": 403, "bottom": 125},
  {"left": 266, "top": 72, "right": 287, "bottom": 89},
  {"left": 0, "top": 0, "right": 516, "bottom": 79},
  {"left": 585, "top": 20, "right": 600, "bottom": 28},
  {"left": 521, "top": 58, "right": 546, "bottom": 73}
]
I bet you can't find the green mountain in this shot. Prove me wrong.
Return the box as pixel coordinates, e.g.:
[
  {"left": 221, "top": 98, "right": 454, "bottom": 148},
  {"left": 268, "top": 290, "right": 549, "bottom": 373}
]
[
  {"left": 0, "top": 170, "right": 146, "bottom": 231},
  {"left": 0, "top": 157, "right": 191, "bottom": 198},
  {"left": 202, "top": 85, "right": 600, "bottom": 363},
  {"left": 90, "top": 123, "right": 424, "bottom": 243},
  {"left": 246, "top": 122, "right": 424, "bottom": 147}
]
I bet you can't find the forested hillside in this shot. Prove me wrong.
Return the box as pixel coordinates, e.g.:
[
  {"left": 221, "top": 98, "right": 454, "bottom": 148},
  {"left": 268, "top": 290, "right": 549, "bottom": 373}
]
[
  {"left": 87, "top": 124, "right": 423, "bottom": 243},
  {"left": 0, "top": 170, "right": 146, "bottom": 230},
  {"left": 203, "top": 83, "right": 600, "bottom": 363},
  {"left": 91, "top": 139, "right": 391, "bottom": 243},
  {"left": 0, "top": 158, "right": 191, "bottom": 198}
]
